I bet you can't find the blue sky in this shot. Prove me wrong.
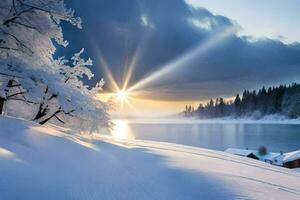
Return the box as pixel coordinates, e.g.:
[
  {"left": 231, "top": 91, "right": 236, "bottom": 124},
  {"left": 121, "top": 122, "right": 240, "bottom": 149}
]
[
  {"left": 187, "top": 0, "right": 300, "bottom": 43},
  {"left": 63, "top": 0, "right": 300, "bottom": 103}
]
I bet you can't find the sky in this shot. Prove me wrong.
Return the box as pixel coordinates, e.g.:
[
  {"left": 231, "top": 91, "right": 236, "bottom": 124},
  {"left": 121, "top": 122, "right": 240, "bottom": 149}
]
[
  {"left": 187, "top": 0, "right": 300, "bottom": 44},
  {"left": 62, "top": 0, "right": 300, "bottom": 117}
]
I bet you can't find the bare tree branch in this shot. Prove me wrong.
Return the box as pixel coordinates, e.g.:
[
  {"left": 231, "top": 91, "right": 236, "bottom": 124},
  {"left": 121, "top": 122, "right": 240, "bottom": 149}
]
[
  {"left": 39, "top": 108, "right": 62, "bottom": 124},
  {"left": 6, "top": 91, "right": 25, "bottom": 98},
  {"left": 0, "top": 27, "right": 33, "bottom": 54},
  {"left": 54, "top": 114, "right": 65, "bottom": 123},
  {"left": 0, "top": 71, "right": 22, "bottom": 78},
  {"left": 8, "top": 97, "right": 38, "bottom": 104},
  {"left": 7, "top": 83, "right": 21, "bottom": 87},
  {"left": 10, "top": 20, "right": 41, "bottom": 33}
]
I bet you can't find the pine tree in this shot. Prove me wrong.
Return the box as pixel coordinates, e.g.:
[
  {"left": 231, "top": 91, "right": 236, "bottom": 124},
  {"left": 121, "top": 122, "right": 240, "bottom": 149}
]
[
  {"left": 190, "top": 83, "right": 300, "bottom": 119},
  {"left": 234, "top": 94, "right": 241, "bottom": 116}
]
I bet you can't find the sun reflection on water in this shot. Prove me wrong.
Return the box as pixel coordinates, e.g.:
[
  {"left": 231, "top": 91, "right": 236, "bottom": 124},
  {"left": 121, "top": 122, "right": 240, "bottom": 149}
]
[{"left": 112, "top": 120, "right": 134, "bottom": 140}]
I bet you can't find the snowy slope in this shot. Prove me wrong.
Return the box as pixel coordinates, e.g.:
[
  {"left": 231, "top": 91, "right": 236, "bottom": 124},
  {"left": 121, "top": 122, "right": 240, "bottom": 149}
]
[{"left": 0, "top": 116, "right": 299, "bottom": 200}]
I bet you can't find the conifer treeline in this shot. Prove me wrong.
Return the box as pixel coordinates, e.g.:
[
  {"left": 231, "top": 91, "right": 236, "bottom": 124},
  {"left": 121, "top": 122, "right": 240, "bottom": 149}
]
[{"left": 184, "top": 83, "right": 300, "bottom": 119}]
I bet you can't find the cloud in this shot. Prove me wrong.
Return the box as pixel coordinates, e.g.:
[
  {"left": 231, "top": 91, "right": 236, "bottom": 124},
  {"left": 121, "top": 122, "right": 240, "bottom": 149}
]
[{"left": 61, "top": 0, "right": 300, "bottom": 101}]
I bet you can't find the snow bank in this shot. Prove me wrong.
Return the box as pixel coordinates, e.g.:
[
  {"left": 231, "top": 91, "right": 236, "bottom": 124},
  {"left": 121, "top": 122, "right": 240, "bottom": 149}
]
[{"left": 0, "top": 116, "right": 299, "bottom": 200}]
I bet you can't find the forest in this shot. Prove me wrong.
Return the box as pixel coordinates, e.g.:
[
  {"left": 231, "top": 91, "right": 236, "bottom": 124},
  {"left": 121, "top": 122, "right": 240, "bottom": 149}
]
[{"left": 184, "top": 83, "right": 300, "bottom": 119}]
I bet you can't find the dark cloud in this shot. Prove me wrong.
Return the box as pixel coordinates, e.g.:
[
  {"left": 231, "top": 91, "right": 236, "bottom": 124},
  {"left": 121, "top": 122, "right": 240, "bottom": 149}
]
[{"left": 60, "top": 0, "right": 300, "bottom": 100}]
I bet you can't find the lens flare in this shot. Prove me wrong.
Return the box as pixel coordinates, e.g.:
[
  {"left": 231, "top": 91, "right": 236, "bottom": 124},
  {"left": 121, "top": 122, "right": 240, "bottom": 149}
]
[
  {"left": 96, "top": 26, "right": 235, "bottom": 114},
  {"left": 128, "top": 26, "right": 236, "bottom": 92},
  {"left": 116, "top": 90, "right": 129, "bottom": 101}
]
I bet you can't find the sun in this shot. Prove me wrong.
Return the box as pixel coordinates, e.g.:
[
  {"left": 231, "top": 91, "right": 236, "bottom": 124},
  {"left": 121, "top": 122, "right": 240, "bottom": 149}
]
[{"left": 116, "top": 89, "right": 129, "bottom": 101}]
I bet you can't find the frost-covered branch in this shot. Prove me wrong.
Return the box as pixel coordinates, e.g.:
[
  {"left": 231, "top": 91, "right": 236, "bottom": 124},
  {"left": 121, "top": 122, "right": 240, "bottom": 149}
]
[{"left": 0, "top": 0, "right": 110, "bottom": 133}]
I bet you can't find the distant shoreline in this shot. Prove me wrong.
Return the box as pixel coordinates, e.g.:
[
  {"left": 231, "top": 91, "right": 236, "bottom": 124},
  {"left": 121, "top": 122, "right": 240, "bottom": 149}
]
[{"left": 114, "top": 116, "right": 300, "bottom": 125}]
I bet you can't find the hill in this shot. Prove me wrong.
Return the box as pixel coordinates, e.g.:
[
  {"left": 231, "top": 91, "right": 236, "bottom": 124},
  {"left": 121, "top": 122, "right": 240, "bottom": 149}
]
[{"left": 0, "top": 116, "right": 299, "bottom": 199}]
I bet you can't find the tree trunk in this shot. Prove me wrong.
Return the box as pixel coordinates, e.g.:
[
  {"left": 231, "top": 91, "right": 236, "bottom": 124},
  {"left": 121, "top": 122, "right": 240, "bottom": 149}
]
[
  {"left": 0, "top": 97, "right": 5, "bottom": 115},
  {"left": 39, "top": 109, "right": 62, "bottom": 125},
  {"left": 0, "top": 79, "right": 14, "bottom": 115},
  {"left": 33, "top": 103, "right": 47, "bottom": 120}
]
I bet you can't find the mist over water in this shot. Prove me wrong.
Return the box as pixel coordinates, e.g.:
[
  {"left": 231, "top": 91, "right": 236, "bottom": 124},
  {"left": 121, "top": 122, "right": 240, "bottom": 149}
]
[{"left": 113, "top": 119, "right": 300, "bottom": 152}]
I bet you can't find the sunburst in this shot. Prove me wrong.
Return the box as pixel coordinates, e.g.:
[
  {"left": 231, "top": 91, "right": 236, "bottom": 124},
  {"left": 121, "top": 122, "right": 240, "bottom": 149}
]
[
  {"left": 96, "top": 26, "right": 235, "bottom": 107},
  {"left": 116, "top": 89, "right": 129, "bottom": 101}
]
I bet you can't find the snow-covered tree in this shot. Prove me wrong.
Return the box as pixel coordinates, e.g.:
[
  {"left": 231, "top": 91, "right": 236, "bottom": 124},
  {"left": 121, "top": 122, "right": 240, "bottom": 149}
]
[{"left": 0, "top": 0, "right": 110, "bottom": 133}]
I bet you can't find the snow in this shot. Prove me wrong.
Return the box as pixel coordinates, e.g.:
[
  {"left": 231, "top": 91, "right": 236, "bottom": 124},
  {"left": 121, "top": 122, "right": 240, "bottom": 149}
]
[
  {"left": 0, "top": 116, "right": 300, "bottom": 200},
  {"left": 259, "top": 152, "right": 281, "bottom": 163},
  {"left": 283, "top": 150, "right": 300, "bottom": 163},
  {"left": 0, "top": 1, "right": 108, "bottom": 132},
  {"left": 225, "top": 148, "right": 257, "bottom": 157},
  {"left": 225, "top": 148, "right": 300, "bottom": 167}
]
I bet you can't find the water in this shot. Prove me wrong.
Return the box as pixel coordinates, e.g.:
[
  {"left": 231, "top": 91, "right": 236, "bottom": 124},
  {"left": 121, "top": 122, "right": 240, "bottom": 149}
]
[{"left": 112, "top": 119, "right": 300, "bottom": 152}]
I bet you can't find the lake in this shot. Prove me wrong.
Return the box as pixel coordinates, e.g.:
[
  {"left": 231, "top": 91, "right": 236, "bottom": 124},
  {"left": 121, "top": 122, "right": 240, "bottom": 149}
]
[{"left": 112, "top": 119, "right": 300, "bottom": 152}]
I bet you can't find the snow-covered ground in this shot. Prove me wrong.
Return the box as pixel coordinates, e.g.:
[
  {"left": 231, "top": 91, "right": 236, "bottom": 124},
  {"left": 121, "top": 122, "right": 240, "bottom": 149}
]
[{"left": 0, "top": 116, "right": 299, "bottom": 200}]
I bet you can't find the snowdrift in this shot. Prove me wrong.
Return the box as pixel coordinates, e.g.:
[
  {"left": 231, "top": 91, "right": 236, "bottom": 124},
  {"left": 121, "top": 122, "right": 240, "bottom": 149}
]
[{"left": 0, "top": 116, "right": 299, "bottom": 200}]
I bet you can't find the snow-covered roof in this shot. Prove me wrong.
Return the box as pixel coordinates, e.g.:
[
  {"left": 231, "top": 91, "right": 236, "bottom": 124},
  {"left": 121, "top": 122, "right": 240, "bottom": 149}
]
[
  {"left": 225, "top": 148, "right": 300, "bottom": 166},
  {"left": 225, "top": 148, "right": 281, "bottom": 162},
  {"left": 225, "top": 148, "right": 257, "bottom": 157},
  {"left": 283, "top": 150, "right": 300, "bottom": 163},
  {"left": 258, "top": 152, "right": 280, "bottom": 161}
]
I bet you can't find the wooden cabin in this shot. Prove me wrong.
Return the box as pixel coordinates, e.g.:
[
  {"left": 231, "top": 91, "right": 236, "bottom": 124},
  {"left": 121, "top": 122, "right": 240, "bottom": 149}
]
[
  {"left": 225, "top": 148, "right": 259, "bottom": 160},
  {"left": 225, "top": 148, "right": 300, "bottom": 169},
  {"left": 282, "top": 150, "right": 300, "bottom": 169}
]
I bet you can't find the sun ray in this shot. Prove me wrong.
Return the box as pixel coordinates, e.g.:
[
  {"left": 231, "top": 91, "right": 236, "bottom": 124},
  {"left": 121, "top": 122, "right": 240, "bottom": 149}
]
[
  {"left": 96, "top": 27, "right": 236, "bottom": 115},
  {"left": 128, "top": 26, "right": 236, "bottom": 92},
  {"left": 95, "top": 48, "right": 120, "bottom": 92},
  {"left": 123, "top": 97, "right": 136, "bottom": 110},
  {"left": 123, "top": 33, "right": 150, "bottom": 90}
]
